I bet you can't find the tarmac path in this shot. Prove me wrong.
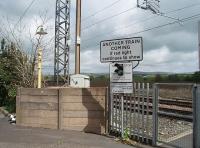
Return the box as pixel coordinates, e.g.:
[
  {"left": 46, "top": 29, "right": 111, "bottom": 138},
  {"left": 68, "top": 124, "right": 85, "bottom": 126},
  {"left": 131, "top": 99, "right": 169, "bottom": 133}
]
[{"left": 0, "top": 114, "right": 132, "bottom": 148}]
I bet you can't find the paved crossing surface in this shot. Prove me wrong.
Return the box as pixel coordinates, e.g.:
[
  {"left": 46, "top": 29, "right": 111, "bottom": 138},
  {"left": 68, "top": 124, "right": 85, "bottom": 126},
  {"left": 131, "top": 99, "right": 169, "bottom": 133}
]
[{"left": 0, "top": 115, "right": 133, "bottom": 148}]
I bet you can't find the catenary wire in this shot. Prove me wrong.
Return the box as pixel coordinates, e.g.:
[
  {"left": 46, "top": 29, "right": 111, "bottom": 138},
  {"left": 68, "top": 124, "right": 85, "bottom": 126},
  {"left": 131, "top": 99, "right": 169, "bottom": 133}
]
[
  {"left": 82, "top": 2, "right": 200, "bottom": 42},
  {"left": 14, "top": 0, "right": 37, "bottom": 28},
  {"left": 81, "top": 6, "right": 137, "bottom": 31},
  {"left": 81, "top": 2, "right": 200, "bottom": 32},
  {"left": 81, "top": 13, "right": 200, "bottom": 51},
  {"left": 82, "top": 0, "right": 122, "bottom": 22}
]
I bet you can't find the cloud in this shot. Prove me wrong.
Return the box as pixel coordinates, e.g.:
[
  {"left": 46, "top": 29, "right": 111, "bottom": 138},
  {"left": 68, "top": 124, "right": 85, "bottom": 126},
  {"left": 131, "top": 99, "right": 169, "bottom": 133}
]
[
  {"left": 0, "top": 0, "right": 199, "bottom": 74},
  {"left": 71, "top": 46, "right": 198, "bottom": 74},
  {"left": 137, "top": 46, "right": 198, "bottom": 73},
  {"left": 69, "top": 49, "right": 108, "bottom": 74}
]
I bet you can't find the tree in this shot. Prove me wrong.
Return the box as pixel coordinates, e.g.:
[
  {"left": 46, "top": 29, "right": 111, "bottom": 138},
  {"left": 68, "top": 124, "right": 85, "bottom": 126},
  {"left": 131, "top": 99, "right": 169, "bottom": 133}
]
[
  {"left": 0, "top": 39, "right": 36, "bottom": 112},
  {"left": 155, "top": 74, "right": 162, "bottom": 82},
  {"left": 0, "top": 12, "right": 53, "bottom": 112},
  {"left": 192, "top": 71, "right": 200, "bottom": 83},
  {"left": 0, "top": 38, "right": 5, "bottom": 53},
  {"left": 167, "top": 74, "right": 180, "bottom": 82}
]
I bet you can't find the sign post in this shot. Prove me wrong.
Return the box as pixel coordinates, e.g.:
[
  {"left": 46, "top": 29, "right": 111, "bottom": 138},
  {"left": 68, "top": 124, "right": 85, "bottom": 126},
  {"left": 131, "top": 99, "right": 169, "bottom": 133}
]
[
  {"left": 100, "top": 36, "right": 143, "bottom": 138},
  {"left": 121, "top": 95, "right": 124, "bottom": 137}
]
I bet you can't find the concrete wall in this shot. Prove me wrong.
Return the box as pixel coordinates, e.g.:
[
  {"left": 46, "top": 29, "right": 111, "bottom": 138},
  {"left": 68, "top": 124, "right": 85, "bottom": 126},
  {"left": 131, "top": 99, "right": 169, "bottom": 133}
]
[
  {"left": 16, "top": 88, "right": 59, "bottom": 129},
  {"left": 16, "top": 87, "right": 107, "bottom": 134}
]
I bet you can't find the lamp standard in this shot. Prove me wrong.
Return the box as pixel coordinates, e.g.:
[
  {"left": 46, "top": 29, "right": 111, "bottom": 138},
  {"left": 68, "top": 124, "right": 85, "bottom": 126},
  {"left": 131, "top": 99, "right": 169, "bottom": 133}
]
[{"left": 36, "top": 25, "right": 47, "bottom": 88}]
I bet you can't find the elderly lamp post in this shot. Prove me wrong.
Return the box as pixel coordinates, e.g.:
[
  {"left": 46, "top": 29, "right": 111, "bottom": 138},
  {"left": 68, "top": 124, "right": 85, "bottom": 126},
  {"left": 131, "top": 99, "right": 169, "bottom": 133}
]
[{"left": 36, "top": 25, "right": 47, "bottom": 88}]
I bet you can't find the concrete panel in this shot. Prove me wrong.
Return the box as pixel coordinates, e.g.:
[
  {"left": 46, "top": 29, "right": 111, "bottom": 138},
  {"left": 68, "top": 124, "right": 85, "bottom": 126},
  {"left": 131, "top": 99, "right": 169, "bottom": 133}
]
[
  {"left": 21, "top": 102, "right": 58, "bottom": 111},
  {"left": 62, "top": 118, "right": 104, "bottom": 126},
  {"left": 59, "top": 87, "right": 107, "bottom": 134},
  {"left": 62, "top": 103, "right": 105, "bottom": 111},
  {"left": 20, "top": 88, "right": 58, "bottom": 96},
  {"left": 61, "top": 96, "right": 105, "bottom": 103},
  {"left": 60, "top": 87, "right": 107, "bottom": 96},
  {"left": 63, "top": 111, "right": 104, "bottom": 118},
  {"left": 17, "top": 87, "right": 107, "bottom": 134},
  {"left": 21, "top": 110, "right": 58, "bottom": 118},
  {"left": 20, "top": 95, "right": 58, "bottom": 103}
]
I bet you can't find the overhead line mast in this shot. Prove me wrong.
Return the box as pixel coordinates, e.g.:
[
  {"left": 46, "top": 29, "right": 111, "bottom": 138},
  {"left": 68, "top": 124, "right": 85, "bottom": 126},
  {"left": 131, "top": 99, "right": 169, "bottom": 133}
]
[
  {"left": 54, "top": 0, "right": 71, "bottom": 85},
  {"left": 75, "top": 0, "right": 81, "bottom": 74}
]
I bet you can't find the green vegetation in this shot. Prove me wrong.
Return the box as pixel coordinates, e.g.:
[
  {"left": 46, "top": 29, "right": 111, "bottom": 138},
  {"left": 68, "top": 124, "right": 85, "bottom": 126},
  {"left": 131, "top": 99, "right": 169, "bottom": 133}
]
[
  {"left": 140, "top": 73, "right": 200, "bottom": 83},
  {"left": 0, "top": 38, "right": 35, "bottom": 113},
  {"left": 123, "top": 128, "right": 131, "bottom": 141},
  {"left": 90, "top": 72, "right": 200, "bottom": 87}
]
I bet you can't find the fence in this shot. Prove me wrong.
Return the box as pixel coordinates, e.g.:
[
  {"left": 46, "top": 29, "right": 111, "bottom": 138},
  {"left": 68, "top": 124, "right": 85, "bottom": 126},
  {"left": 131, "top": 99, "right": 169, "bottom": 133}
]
[
  {"left": 109, "top": 83, "right": 153, "bottom": 144},
  {"left": 153, "top": 83, "right": 194, "bottom": 148},
  {"left": 109, "top": 83, "right": 200, "bottom": 148},
  {"left": 16, "top": 87, "right": 108, "bottom": 135}
]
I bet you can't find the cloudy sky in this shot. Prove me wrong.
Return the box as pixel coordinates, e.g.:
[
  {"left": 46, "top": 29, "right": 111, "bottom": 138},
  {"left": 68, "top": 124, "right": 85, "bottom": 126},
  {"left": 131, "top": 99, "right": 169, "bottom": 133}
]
[{"left": 0, "top": 0, "right": 200, "bottom": 74}]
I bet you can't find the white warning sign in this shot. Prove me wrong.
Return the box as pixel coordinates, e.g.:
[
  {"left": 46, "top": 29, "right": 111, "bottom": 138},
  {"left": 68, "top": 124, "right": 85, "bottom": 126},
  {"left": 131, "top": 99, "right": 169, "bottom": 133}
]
[
  {"left": 100, "top": 37, "right": 143, "bottom": 62},
  {"left": 110, "top": 63, "right": 132, "bottom": 83},
  {"left": 111, "top": 83, "right": 133, "bottom": 94}
]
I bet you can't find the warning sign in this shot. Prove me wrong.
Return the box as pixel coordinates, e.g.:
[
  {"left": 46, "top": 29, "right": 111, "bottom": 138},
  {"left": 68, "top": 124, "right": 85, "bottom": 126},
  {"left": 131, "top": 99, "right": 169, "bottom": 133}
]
[
  {"left": 100, "top": 37, "right": 143, "bottom": 62},
  {"left": 110, "top": 63, "right": 132, "bottom": 83},
  {"left": 111, "top": 83, "right": 133, "bottom": 94}
]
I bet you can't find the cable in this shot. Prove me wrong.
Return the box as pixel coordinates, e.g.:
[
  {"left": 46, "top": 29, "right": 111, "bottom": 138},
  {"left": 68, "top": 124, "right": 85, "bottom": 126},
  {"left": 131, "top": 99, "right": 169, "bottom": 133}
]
[
  {"left": 156, "top": 3, "right": 200, "bottom": 22},
  {"left": 80, "top": 1, "right": 199, "bottom": 35},
  {"left": 82, "top": 0, "right": 122, "bottom": 22},
  {"left": 81, "top": 13, "right": 200, "bottom": 50},
  {"left": 82, "top": 2, "right": 200, "bottom": 42},
  {"left": 14, "top": 0, "right": 37, "bottom": 28},
  {"left": 133, "top": 61, "right": 140, "bottom": 69},
  {"left": 82, "top": 15, "right": 155, "bottom": 41},
  {"left": 81, "top": 1, "right": 199, "bottom": 34},
  {"left": 163, "top": 3, "right": 200, "bottom": 14},
  {"left": 81, "top": 6, "right": 137, "bottom": 31},
  {"left": 125, "top": 13, "right": 200, "bottom": 37}
]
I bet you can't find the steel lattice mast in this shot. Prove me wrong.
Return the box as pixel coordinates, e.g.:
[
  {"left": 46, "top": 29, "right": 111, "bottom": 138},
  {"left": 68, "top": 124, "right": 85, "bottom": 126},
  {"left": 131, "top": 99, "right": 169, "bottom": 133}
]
[{"left": 54, "top": 0, "right": 70, "bottom": 85}]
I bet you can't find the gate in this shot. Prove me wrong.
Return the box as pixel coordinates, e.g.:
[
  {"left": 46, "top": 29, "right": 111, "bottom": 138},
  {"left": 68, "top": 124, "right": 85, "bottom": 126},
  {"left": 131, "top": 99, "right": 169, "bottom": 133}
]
[
  {"left": 109, "top": 83, "right": 153, "bottom": 144},
  {"left": 109, "top": 83, "right": 200, "bottom": 148},
  {"left": 153, "top": 83, "right": 194, "bottom": 148}
]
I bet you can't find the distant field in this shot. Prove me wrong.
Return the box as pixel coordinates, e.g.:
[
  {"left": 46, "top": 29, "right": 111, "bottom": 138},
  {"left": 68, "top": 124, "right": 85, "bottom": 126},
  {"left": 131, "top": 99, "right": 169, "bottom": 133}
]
[{"left": 159, "top": 84, "right": 193, "bottom": 101}]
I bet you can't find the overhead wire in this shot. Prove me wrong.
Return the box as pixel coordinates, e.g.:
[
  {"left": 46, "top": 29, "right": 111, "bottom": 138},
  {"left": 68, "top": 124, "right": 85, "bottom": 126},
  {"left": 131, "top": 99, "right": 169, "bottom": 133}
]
[
  {"left": 164, "top": 2, "right": 200, "bottom": 14},
  {"left": 46, "top": 3, "right": 200, "bottom": 58},
  {"left": 81, "top": 6, "right": 137, "bottom": 31},
  {"left": 14, "top": 0, "right": 37, "bottom": 28},
  {"left": 81, "top": 13, "right": 200, "bottom": 51},
  {"left": 82, "top": 2, "right": 200, "bottom": 42},
  {"left": 81, "top": 2, "right": 200, "bottom": 33},
  {"left": 124, "top": 13, "right": 200, "bottom": 37},
  {"left": 82, "top": 0, "right": 122, "bottom": 22}
]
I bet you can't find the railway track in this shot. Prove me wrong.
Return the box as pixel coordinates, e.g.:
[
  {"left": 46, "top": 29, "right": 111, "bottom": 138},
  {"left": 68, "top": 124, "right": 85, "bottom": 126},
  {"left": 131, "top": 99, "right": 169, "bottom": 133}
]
[{"left": 112, "top": 95, "right": 193, "bottom": 121}]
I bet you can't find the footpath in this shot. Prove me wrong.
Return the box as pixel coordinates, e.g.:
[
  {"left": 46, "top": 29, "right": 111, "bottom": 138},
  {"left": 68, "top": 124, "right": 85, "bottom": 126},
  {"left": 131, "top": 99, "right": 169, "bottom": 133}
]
[{"left": 0, "top": 113, "right": 133, "bottom": 148}]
